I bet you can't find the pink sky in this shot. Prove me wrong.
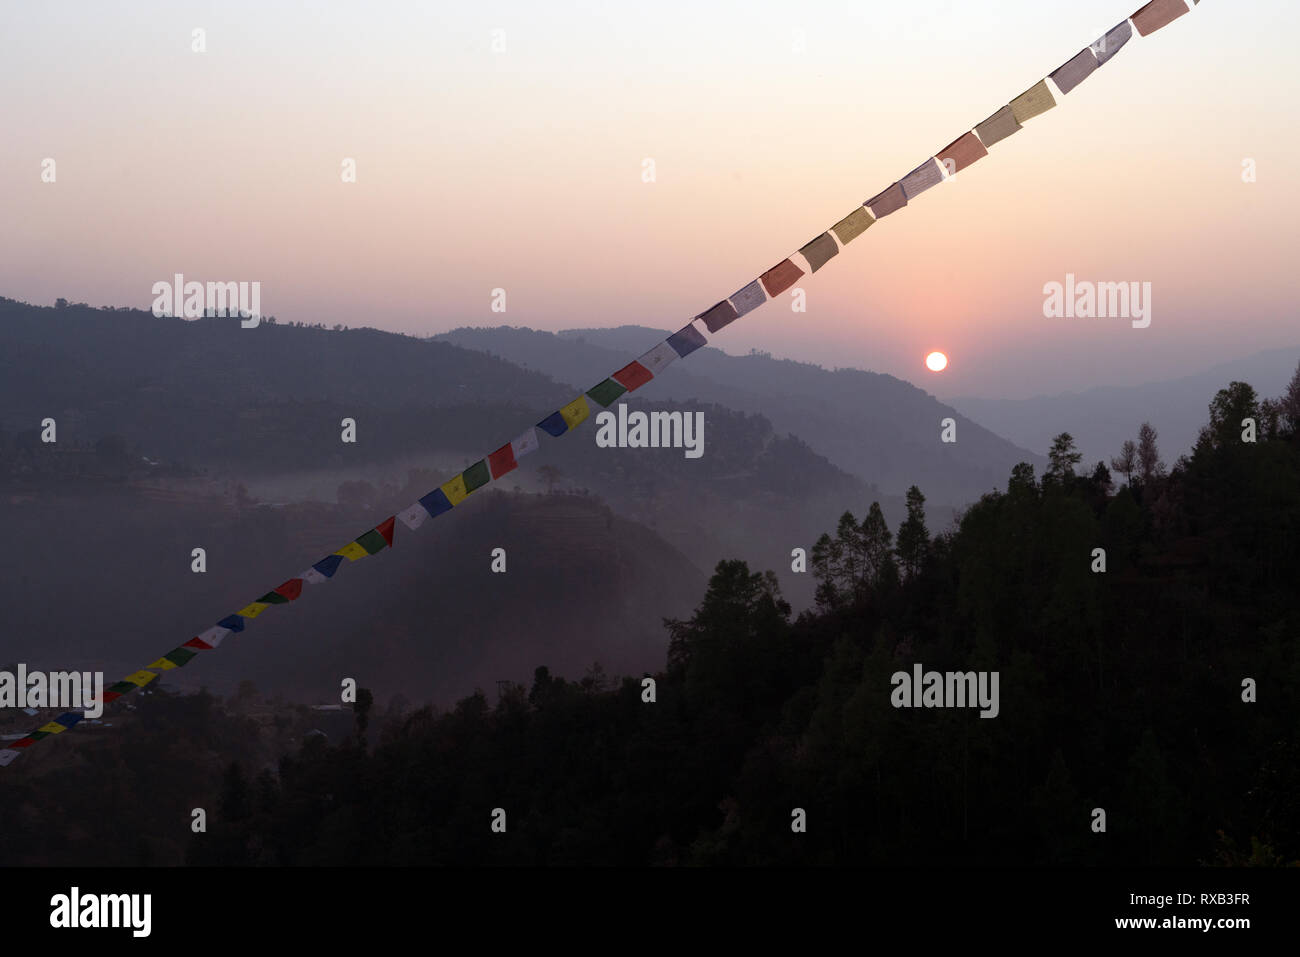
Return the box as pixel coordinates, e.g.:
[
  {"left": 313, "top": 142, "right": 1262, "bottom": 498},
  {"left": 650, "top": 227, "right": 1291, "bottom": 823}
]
[{"left": 2, "top": 0, "right": 1296, "bottom": 397}]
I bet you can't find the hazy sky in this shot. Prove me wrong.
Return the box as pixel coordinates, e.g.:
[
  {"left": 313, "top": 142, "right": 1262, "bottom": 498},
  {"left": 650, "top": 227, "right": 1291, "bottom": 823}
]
[{"left": 2, "top": 0, "right": 1296, "bottom": 397}]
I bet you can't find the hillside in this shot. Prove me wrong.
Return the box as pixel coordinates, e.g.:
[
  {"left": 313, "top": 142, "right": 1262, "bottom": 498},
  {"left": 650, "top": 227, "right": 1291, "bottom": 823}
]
[{"left": 436, "top": 324, "right": 1043, "bottom": 505}]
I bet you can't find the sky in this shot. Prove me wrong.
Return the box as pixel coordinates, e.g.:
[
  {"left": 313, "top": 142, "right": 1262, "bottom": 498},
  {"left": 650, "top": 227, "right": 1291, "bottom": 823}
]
[{"left": 2, "top": 0, "right": 1297, "bottom": 398}]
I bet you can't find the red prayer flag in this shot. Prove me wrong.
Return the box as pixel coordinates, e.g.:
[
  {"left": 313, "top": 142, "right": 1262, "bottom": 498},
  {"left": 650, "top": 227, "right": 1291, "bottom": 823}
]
[
  {"left": 489, "top": 442, "right": 518, "bottom": 479},
  {"left": 184, "top": 636, "right": 214, "bottom": 650},
  {"left": 273, "top": 578, "right": 303, "bottom": 602},
  {"left": 376, "top": 516, "right": 396, "bottom": 548},
  {"left": 612, "top": 360, "right": 653, "bottom": 392},
  {"left": 760, "top": 259, "right": 804, "bottom": 297}
]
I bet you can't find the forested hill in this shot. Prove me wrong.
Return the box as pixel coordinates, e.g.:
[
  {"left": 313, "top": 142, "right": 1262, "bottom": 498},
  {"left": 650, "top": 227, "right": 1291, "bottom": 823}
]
[{"left": 4, "top": 373, "right": 1296, "bottom": 866}]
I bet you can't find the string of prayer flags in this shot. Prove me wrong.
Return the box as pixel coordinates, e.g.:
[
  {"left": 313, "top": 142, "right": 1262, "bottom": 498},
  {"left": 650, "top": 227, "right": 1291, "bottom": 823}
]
[
  {"left": 831, "top": 207, "right": 875, "bottom": 244},
  {"left": 1050, "top": 48, "right": 1100, "bottom": 95},
  {"left": 1092, "top": 21, "right": 1133, "bottom": 66},
  {"left": 899, "top": 158, "right": 945, "bottom": 200},
  {"left": 937, "top": 132, "right": 988, "bottom": 174},
  {"left": 798, "top": 233, "right": 839, "bottom": 273},
  {"left": 759, "top": 259, "right": 804, "bottom": 297},
  {"left": 1009, "top": 79, "right": 1056, "bottom": 123},
  {"left": 1131, "top": 0, "right": 1188, "bottom": 36},
  {"left": 3, "top": 0, "right": 1208, "bottom": 768}
]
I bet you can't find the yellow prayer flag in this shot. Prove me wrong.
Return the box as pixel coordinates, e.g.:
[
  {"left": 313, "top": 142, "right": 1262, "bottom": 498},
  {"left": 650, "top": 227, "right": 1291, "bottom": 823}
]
[
  {"left": 148, "top": 657, "right": 179, "bottom": 671},
  {"left": 560, "top": 395, "right": 590, "bottom": 431},
  {"left": 334, "top": 541, "right": 370, "bottom": 562},
  {"left": 39, "top": 721, "right": 68, "bottom": 734},
  {"left": 831, "top": 207, "right": 874, "bottom": 245},
  {"left": 441, "top": 474, "right": 469, "bottom": 506},
  {"left": 236, "top": 601, "right": 271, "bottom": 618},
  {"left": 1010, "top": 80, "right": 1055, "bottom": 124},
  {"left": 124, "top": 670, "right": 159, "bottom": 687}
]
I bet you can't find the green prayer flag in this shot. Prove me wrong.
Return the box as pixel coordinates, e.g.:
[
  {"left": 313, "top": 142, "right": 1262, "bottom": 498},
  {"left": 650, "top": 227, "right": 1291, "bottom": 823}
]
[
  {"left": 586, "top": 378, "right": 628, "bottom": 408},
  {"left": 164, "top": 647, "right": 199, "bottom": 668},
  {"left": 356, "top": 529, "right": 388, "bottom": 554},
  {"left": 462, "top": 459, "right": 490, "bottom": 493},
  {"left": 257, "top": 591, "right": 291, "bottom": 605}
]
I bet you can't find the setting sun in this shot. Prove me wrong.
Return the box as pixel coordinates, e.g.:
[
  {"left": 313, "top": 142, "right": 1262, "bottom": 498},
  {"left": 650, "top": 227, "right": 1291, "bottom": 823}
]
[{"left": 925, "top": 351, "right": 948, "bottom": 372}]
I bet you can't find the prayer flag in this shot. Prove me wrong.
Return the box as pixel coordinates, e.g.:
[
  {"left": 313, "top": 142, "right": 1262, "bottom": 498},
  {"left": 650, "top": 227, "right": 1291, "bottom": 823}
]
[
  {"left": 667, "top": 324, "right": 707, "bottom": 357},
  {"left": 899, "top": 159, "right": 944, "bottom": 199},
  {"left": 697, "top": 300, "right": 739, "bottom": 333},
  {"left": 611, "top": 360, "right": 653, "bottom": 393},
  {"left": 937, "top": 132, "right": 988, "bottom": 174},
  {"left": 334, "top": 541, "right": 370, "bottom": 562},
  {"left": 1131, "top": 0, "right": 1188, "bottom": 36},
  {"left": 311, "top": 554, "right": 345, "bottom": 579},
  {"left": 461, "top": 461, "right": 490, "bottom": 493},
  {"left": 798, "top": 233, "right": 838, "bottom": 273},
  {"left": 1050, "top": 48, "right": 1099, "bottom": 94},
  {"left": 1092, "top": 21, "right": 1132, "bottom": 66},
  {"left": 729, "top": 279, "right": 767, "bottom": 318},
  {"left": 355, "top": 528, "right": 388, "bottom": 555},
  {"left": 512, "top": 428, "right": 539, "bottom": 459},
  {"left": 538, "top": 411, "right": 567, "bottom": 437},
  {"left": 636, "top": 342, "right": 679, "bottom": 377},
  {"left": 236, "top": 601, "right": 270, "bottom": 618},
  {"left": 865, "top": 182, "right": 907, "bottom": 218},
  {"left": 397, "top": 503, "right": 428, "bottom": 531},
  {"left": 441, "top": 474, "right": 469, "bottom": 505},
  {"left": 488, "top": 443, "right": 518, "bottom": 479},
  {"left": 217, "top": 614, "right": 247, "bottom": 632},
  {"left": 164, "top": 647, "right": 199, "bottom": 668},
  {"left": 760, "top": 259, "right": 804, "bottom": 297},
  {"left": 1010, "top": 80, "right": 1056, "bottom": 123},
  {"left": 586, "top": 378, "right": 628, "bottom": 407},
  {"left": 419, "top": 488, "right": 454, "bottom": 518},
  {"left": 975, "top": 105, "right": 1021, "bottom": 147},
  {"left": 560, "top": 396, "right": 591, "bottom": 431},
  {"left": 831, "top": 207, "right": 874, "bottom": 244},
  {"left": 124, "top": 670, "right": 159, "bottom": 688},
  {"left": 273, "top": 578, "right": 304, "bottom": 602}
]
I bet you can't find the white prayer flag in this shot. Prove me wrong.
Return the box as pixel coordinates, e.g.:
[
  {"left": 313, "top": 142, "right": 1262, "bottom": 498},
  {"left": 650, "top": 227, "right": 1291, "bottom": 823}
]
[
  {"left": 636, "top": 341, "right": 679, "bottom": 376},
  {"left": 397, "top": 503, "right": 429, "bottom": 532},
  {"left": 511, "top": 427, "right": 540, "bottom": 459},
  {"left": 197, "top": 626, "right": 232, "bottom": 648}
]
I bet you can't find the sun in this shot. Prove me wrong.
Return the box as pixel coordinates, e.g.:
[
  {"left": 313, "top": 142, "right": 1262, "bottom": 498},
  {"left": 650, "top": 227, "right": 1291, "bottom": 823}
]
[{"left": 925, "top": 351, "right": 948, "bottom": 372}]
